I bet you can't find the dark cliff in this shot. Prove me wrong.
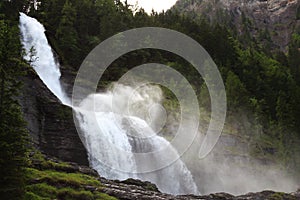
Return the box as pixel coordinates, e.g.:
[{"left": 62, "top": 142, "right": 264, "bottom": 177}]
[{"left": 19, "top": 68, "right": 88, "bottom": 166}]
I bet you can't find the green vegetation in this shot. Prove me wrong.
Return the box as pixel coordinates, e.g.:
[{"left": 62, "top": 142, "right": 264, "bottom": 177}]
[
  {"left": 24, "top": 169, "right": 115, "bottom": 200},
  {"left": 288, "top": 34, "right": 300, "bottom": 84},
  {"left": 24, "top": 168, "right": 117, "bottom": 200},
  {"left": 269, "top": 192, "right": 297, "bottom": 200},
  {"left": 26, "top": 168, "right": 100, "bottom": 187},
  {"left": 0, "top": 5, "right": 29, "bottom": 199},
  {"left": 24, "top": 152, "right": 117, "bottom": 200}
]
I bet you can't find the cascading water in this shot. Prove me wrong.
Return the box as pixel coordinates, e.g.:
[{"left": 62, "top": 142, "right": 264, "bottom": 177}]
[
  {"left": 19, "top": 13, "right": 199, "bottom": 195},
  {"left": 19, "top": 13, "right": 69, "bottom": 105},
  {"left": 75, "top": 85, "right": 199, "bottom": 194}
]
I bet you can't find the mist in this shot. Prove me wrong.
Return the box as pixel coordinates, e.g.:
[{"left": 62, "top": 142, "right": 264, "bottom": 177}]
[
  {"left": 176, "top": 107, "right": 300, "bottom": 195},
  {"left": 120, "top": 82, "right": 300, "bottom": 195}
]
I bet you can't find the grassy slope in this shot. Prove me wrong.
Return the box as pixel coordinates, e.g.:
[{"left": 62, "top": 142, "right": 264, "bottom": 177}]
[{"left": 24, "top": 152, "right": 117, "bottom": 200}]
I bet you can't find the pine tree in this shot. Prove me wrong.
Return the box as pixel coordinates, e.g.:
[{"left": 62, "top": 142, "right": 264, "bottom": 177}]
[
  {"left": 56, "top": 0, "right": 80, "bottom": 68},
  {"left": 0, "top": 19, "right": 28, "bottom": 200},
  {"left": 225, "top": 70, "right": 249, "bottom": 109},
  {"left": 288, "top": 34, "right": 300, "bottom": 85}
]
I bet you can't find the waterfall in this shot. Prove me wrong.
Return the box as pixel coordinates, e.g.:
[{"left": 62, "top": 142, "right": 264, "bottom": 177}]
[
  {"left": 75, "top": 86, "right": 199, "bottom": 194},
  {"left": 19, "top": 13, "right": 69, "bottom": 105},
  {"left": 19, "top": 13, "right": 199, "bottom": 195}
]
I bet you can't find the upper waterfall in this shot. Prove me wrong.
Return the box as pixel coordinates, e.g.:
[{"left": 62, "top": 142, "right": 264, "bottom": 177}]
[{"left": 19, "top": 13, "right": 69, "bottom": 105}]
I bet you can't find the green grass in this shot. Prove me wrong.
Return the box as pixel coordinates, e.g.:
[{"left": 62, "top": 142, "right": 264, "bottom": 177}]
[
  {"left": 25, "top": 182, "right": 117, "bottom": 200},
  {"left": 26, "top": 168, "right": 101, "bottom": 188},
  {"left": 25, "top": 151, "right": 118, "bottom": 200},
  {"left": 29, "top": 149, "right": 74, "bottom": 170},
  {"left": 25, "top": 192, "right": 47, "bottom": 200},
  {"left": 25, "top": 183, "right": 57, "bottom": 199},
  {"left": 25, "top": 168, "right": 117, "bottom": 200}
]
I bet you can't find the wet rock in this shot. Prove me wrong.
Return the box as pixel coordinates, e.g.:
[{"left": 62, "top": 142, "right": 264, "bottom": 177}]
[
  {"left": 78, "top": 165, "right": 99, "bottom": 176},
  {"left": 19, "top": 69, "right": 88, "bottom": 166},
  {"left": 119, "top": 178, "right": 160, "bottom": 192},
  {"left": 236, "top": 190, "right": 297, "bottom": 200}
]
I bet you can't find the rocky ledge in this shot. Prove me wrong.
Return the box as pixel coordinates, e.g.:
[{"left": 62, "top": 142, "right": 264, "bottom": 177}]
[
  {"left": 99, "top": 179, "right": 300, "bottom": 200},
  {"left": 32, "top": 156, "right": 300, "bottom": 200}
]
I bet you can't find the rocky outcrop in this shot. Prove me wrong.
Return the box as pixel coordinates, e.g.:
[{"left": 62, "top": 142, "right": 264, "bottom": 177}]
[
  {"left": 92, "top": 178, "right": 300, "bottom": 199},
  {"left": 174, "top": 0, "right": 300, "bottom": 51},
  {"left": 19, "top": 68, "right": 88, "bottom": 165},
  {"left": 93, "top": 182, "right": 300, "bottom": 199}
]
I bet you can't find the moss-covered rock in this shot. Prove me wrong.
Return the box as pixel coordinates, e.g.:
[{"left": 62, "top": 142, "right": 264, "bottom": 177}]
[{"left": 24, "top": 151, "right": 116, "bottom": 200}]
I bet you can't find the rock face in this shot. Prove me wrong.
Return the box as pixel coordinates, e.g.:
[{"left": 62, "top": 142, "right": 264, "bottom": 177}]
[
  {"left": 19, "top": 69, "right": 88, "bottom": 166},
  {"left": 174, "top": 0, "right": 300, "bottom": 51}
]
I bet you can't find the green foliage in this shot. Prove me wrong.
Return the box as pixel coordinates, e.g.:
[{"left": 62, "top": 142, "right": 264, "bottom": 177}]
[
  {"left": 95, "top": 192, "right": 117, "bottom": 200},
  {"left": 199, "top": 83, "right": 210, "bottom": 109},
  {"left": 24, "top": 192, "right": 45, "bottom": 200},
  {"left": 0, "top": 15, "right": 29, "bottom": 199},
  {"left": 288, "top": 34, "right": 300, "bottom": 84},
  {"left": 269, "top": 192, "right": 296, "bottom": 200},
  {"left": 0, "top": 0, "right": 31, "bottom": 20},
  {"left": 26, "top": 168, "right": 101, "bottom": 187},
  {"left": 24, "top": 165, "right": 117, "bottom": 200},
  {"left": 55, "top": 0, "right": 80, "bottom": 67},
  {"left": 26, "top": 183, "right": 57, "bottom": 199},
  {"left": 225, "top": 71, "right": 248, "bottom": 109}
]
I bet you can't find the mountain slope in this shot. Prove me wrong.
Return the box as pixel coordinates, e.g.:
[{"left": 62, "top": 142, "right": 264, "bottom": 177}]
[{"left": 174, "top": 0, "right": 300, "bottom": 51}]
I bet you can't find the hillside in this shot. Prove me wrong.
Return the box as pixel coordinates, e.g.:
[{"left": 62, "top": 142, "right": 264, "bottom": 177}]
[{"left": 174, "top": 0, "right": 300, "bottom": 51}]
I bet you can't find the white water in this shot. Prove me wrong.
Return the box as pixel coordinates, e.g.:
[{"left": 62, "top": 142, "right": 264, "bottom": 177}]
[
  {"left": 75, "top": 86, "right": 199, "bottom": 194},
  {"left": 19, "top": 13, "right": 69, "bottom": 105},
  {"left": 19, "top": 13, "right": 199, "bottom": 195}
]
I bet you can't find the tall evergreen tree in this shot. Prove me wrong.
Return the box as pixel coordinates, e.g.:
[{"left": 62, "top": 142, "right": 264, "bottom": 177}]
[
  {"left": 0, "top": 18, "right": 28, "bottom": 200},
  {"left": 288, "top": 34, "right": 300, "bottom": 85},
  {"left": 56, "top": 0, "right": 80, "bottom": 68},
  {"left": 225, "top": 71, "right": 249, "bottom": 109}
]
